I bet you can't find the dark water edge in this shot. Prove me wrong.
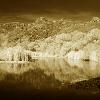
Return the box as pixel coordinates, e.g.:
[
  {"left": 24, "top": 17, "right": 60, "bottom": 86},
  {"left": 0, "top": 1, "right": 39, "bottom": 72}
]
[
  {"left": 0, "top": 89, "right": 100, "bottom": 100},
  {"left": 0, "top": 90, "right": 100, "bottom": 100},
  {"left": 0, "top": 78, "right": 100, "bottom": 100}
]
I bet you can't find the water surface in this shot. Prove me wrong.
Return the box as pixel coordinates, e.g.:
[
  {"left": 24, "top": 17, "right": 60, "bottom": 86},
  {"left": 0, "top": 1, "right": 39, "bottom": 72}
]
[{"left": 0, "top": 58, "right": 100, "bottom": 98}]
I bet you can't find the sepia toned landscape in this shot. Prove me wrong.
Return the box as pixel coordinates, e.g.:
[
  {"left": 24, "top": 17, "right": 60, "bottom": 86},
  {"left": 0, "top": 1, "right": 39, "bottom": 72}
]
[{"left": 0, "top": 0, "right": 100, "bottom": 99}]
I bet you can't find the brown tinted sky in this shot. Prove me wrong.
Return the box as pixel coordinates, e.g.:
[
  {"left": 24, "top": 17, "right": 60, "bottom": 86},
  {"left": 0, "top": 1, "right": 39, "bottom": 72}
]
[{"left": 0, "top": 0, "right": 100, "bottom": 13}]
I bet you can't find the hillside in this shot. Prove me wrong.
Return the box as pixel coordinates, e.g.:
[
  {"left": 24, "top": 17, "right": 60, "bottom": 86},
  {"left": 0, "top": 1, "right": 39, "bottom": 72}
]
[
  {"left": 0, "top": 17, "right": 100, "bottom": 62},
  {"left": 0, "top": 16, "right": 100, "bottom": 47}
]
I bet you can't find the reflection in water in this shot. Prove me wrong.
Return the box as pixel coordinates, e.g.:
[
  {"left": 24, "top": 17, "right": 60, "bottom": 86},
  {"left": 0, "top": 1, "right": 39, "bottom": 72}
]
[{"left": 0, "top": 58, "right": 100, "bottom": 89}]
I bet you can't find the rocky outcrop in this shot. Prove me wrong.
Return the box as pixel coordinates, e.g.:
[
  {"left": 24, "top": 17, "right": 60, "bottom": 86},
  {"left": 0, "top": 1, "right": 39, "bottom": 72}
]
[{"left": 27, "top": 28, "right": 100, "bottom": 62}]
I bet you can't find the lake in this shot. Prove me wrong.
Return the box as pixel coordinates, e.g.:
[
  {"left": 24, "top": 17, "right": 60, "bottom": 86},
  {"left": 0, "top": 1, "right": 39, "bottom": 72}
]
[{"left": 0, "top": 58, "right": 100, "bottom": 99}]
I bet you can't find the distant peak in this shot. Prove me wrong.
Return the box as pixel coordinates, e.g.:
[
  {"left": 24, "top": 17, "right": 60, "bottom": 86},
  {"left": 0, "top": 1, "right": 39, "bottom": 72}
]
[{"left": 90, "top": 17, "right": 100, "bottom": 22}]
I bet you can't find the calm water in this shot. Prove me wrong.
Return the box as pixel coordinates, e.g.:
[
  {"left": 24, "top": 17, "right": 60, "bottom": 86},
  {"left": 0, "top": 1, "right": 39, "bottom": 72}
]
[{"left": 0, "top": 58, "right": 100, "bottom": 99}]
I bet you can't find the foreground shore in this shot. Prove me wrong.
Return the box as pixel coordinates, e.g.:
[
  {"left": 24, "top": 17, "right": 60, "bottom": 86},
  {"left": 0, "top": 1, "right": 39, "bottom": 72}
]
[{"left": 0, "top": 77, "right": 100, "bottom": 99}]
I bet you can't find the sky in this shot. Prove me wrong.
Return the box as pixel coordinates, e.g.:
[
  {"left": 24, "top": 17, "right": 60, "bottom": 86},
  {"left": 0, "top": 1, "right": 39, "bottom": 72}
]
[{"left": 0, "top": 0, "right": 100, "bottom": 13}]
